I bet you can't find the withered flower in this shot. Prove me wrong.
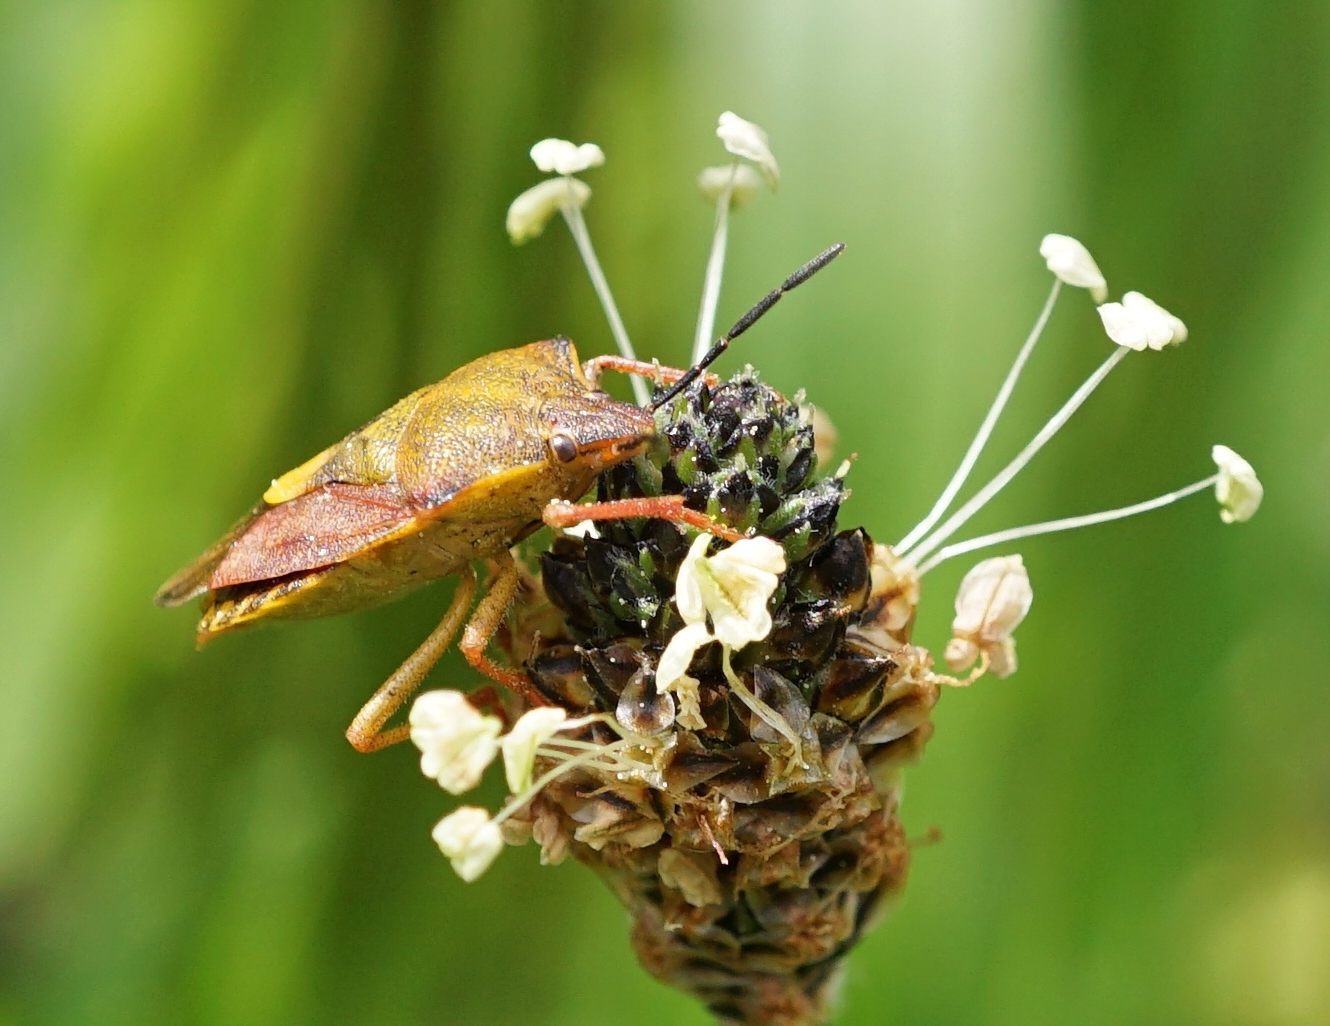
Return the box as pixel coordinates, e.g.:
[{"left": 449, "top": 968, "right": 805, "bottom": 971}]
[{"left": 944, "top": 555, "right": 1033, "bottom": 678}]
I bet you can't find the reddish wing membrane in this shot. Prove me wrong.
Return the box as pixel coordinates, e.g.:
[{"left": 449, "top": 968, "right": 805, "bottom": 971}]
[
  {"left": 154, "top": 504, "right": 268, "bottom": 608},
  {"left": 209, "top": 483, "right": 418, "bottom": 589}
]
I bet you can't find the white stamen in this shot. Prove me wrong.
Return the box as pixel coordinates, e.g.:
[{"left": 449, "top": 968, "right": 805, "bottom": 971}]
[
  {"left": 432, "top": 806, "right": 505, "bottom": 882},
  {"left": 1040, "top": 234, "right": 1108, "bottom": 302},
  {"left": 506, "top": 177, "right": 591, "bottom": 245},
  {"left": 697, "top": 164, "right": 762, "bottom": 208},
  {"left": 716, "top": 112, "right": 779, "bottom": 188},
  {"left": 692, "top": 161, "right": 737, "bottom": 365},
  {"left": 1125, "top": 291, "right": 1188, "bottom": 346},
  {"left": 692, "top": 115, "right": 779, "bottom": 365},
  {"left": 901, "top": 346, "right": 1131, "bottom": 566},
  {"left": 896, "top": 279, "right": 1062, "bottom": 552},
  {"left": 501, "top": 707, "right": 570, "bottom": 794},
  {"left": 559, "top": 202, "right": 650, "bottom": 406},
  {"left": 409, "top": 690, "right": 503, "bottom": 795},
  {"left": 491, "top": 737, "right": 635, "bottom": 830},
  {"left": 530, "top": 138, "right": 605, "bottom": 176},
  {"left": 916, "top": 475, "right": 1218, "bottom": 574},
  {"left": 1212, "top": 445, "right": 1263, "bottom": 523},
  {"left": 1097, "top": 291, "right": 1187, "bottom": 351}
]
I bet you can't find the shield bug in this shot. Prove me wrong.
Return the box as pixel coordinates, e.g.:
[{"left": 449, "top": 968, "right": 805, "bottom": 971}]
[{"left": 156, "top": 245, "right": 843, "bottom": 752}]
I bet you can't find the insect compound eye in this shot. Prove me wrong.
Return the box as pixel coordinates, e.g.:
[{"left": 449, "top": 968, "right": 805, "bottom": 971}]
[{"left": 549, "top": 432, "right": 580, "bottom": 464}]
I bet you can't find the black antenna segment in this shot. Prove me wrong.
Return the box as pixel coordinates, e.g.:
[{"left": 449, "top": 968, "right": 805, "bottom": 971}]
[{"left": 650, "top": 242, "right": 846, "bottom": 410}]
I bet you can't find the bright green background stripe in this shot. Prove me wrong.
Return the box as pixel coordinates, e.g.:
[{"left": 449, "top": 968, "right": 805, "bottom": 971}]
[{"left": 1, "top": 2, "right": 1325, "bottom": 1024}]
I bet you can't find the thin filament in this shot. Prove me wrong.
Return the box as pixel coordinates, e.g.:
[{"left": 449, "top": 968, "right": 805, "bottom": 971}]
[
  {"left": 902, "top": 345, "right": 1131, "bottom": 566},
  {"left": 916, "top": 475, "right": 1218, "bottom": 574},
  {"left": 560, "top": 202, "right": 651, "bottom": 406},
  {"left": 492, "top": 738, "right": 632, "bottom": 829},
  {"left": 896, "top": 279, "right": 1062, "bottom": 551},
  {"left": 692, "top": 161, "right": 738, "bottom": 365},
  {"left": 722, "top": 648, "right": 806, "bottom": 768}
]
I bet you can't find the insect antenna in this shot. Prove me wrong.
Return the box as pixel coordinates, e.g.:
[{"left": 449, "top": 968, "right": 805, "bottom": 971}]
[{"left": 650, "top": 242, "right": 846, "bottom": 409}]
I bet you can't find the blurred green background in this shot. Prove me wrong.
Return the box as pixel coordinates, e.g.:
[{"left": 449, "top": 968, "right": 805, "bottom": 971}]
[{"left": 2, "top": 1, "right": 1327, "bottom": 1024}]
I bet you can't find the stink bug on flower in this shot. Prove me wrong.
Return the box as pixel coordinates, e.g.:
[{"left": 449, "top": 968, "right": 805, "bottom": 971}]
[
  {"left": 159, "top": 118, "right": 1264, "bottom": 1026},
  {"left": 155, "top": 246, "right": 845, "bottom": 753}
]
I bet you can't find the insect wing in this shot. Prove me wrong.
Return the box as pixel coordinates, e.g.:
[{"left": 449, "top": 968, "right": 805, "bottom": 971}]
[
  {"left": 154, "top": 503, "right": 268, "bottom": 607},
  {"left": 209, "top": 483, "right": 419, "bottom": 589}
]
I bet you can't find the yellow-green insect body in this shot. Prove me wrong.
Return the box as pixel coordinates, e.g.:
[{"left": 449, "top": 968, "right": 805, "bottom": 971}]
[
  {"left": 156, "top": 244, "right": 843, "bottom": 751},
  {"left": 157, "top": 338, "right": 655, "bottom": 639}
]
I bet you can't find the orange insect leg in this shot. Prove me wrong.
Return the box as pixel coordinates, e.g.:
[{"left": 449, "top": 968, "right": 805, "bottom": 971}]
[
  {"left": 543, "top": 496, "right": 744, "bottom": 542},
  {"left": 345, "top": 567, "right": 479, "bottom": 753},
  {"left": 346, "top": 553, "right": 552, "bottom": 754},
  {"left": 459, "top": 548, "right": 551, "bottom": 708},
  {"left": 584, "top": 355, "right": 720, "bottom": 391}
]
